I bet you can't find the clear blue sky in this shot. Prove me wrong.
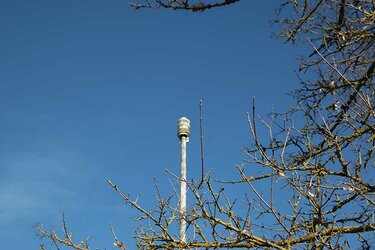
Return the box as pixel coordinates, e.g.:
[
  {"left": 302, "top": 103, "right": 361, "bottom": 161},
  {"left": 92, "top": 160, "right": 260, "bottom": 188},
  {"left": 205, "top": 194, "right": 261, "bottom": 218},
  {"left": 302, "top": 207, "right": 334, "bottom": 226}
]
[{"left": 0, "top": 0, "right": 307, "bottom": 248}]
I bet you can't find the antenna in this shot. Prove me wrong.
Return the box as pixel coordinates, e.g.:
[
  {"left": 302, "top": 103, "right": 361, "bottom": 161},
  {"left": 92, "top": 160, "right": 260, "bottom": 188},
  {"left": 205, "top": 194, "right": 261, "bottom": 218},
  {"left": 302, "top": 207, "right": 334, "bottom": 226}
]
[
  {"left": 177, "top": 117, "right": 190, "bottom": 245},
  {"left": 199, "top": 99, "right": 205, "bottom": 188}
]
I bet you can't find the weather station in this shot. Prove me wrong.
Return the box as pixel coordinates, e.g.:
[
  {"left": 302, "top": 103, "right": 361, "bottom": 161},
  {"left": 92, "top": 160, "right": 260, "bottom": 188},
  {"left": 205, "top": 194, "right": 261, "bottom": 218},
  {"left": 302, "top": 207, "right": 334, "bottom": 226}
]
[{"left": 177, "top": 117, "right": 190, "bottom": 245}]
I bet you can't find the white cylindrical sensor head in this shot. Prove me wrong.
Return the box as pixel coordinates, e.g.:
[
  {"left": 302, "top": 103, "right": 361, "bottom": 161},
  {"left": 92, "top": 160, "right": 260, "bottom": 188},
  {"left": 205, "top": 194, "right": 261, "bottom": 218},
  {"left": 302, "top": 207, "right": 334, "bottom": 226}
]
[{"left": 177, "top": 117, "right": 190, "bottom": 140}]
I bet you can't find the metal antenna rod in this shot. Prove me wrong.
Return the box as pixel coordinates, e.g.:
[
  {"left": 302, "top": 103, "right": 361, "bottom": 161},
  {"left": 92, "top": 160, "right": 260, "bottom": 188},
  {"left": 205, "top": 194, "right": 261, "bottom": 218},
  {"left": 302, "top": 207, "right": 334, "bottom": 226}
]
[
  {"left": 177, "top": 117, "right": 190, "bottom": 245},
  {"left": 199, "top": 99, "right": 205, "bottom": 188}
]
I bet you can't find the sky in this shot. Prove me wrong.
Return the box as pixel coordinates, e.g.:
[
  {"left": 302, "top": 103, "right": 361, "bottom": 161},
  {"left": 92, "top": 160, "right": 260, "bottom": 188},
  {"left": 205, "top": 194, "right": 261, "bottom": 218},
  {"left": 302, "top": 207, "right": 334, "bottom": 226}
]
[{"left": 0, "top": 0, "right": 307, "bottom": 249}]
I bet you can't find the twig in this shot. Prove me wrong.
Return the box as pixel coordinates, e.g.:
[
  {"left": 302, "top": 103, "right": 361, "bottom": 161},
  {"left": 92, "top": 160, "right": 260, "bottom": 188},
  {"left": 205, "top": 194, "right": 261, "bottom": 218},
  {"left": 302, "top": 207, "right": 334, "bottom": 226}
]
[{"left": 110, "top": 224, "right": 126, "bottom": 250}]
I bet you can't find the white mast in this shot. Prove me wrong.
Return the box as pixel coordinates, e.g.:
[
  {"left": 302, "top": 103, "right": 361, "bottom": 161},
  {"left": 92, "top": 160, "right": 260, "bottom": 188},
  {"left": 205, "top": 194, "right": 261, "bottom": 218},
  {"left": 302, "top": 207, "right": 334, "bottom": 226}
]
[{"left": 177, "top": 117, "right": 190, "bottom": 245}]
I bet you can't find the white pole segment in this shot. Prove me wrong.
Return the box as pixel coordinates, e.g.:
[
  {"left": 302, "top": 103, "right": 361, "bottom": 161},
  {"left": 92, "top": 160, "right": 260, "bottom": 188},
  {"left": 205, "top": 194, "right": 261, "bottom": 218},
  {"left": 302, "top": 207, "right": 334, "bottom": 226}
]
[{"left": 180, "top": 135, "right": 187, "bottom": 243}]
